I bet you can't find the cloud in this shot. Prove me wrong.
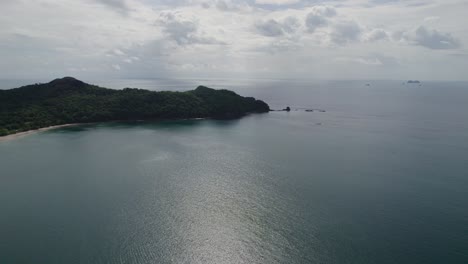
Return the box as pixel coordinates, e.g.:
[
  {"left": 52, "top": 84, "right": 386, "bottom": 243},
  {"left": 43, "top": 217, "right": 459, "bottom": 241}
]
[
  {"left": 0, "top": 0, "right": 467, "bottom": 80},
  {"left": 255, "top": 16, "right": 300, "bottom": 37},
  {"left": 103, "top": 40, "right": 171, "bottom": 78},
  {"left": 401, "top": 26, "right": 461, "bottom": 50},
  {"left": 365, "top": 28, "right": 389, "bottom": 42},
  {"left": 255, "top": 19, "right": 285, "bottom": 37},
  {"left": 94, "top": 0, "right": 129, "bottom": 14},
  {"left": 423, "top": 16, "right": 440, "bottom": 23},
  {"left": 255, "top": 0, "right": 301, "bottom": 5},
  {"left": 252, "top": 37, "right": 303, "bottom": 54},
  {"left": 311, "top": 6, "right": 337, "bottom": 17},
  {"left": 330, "top": 21, "right": 362, "bottom": 45},
  {"left": 214, "top": 0, "right": 250, "bottom": 12},
  {"left": 334, "top": 54, "right": 399, "bottom": 67},
  {"left": 216, "top": 0, "right": 234, "bottom": 11},
  {"left": 112, "top": 48, "right": 126, "bottom": 56},
  {"left": 305, "top": 13, "right": 328, "bottom": 33},
  {"left": 158, "top": 12, "right": 225, "bottom": 46},
  {"left": 282, "top": 16, "right": 300, "bottom": 34},
  {"left": 305, "top": 6, "right": 336, "bottom": 33}
]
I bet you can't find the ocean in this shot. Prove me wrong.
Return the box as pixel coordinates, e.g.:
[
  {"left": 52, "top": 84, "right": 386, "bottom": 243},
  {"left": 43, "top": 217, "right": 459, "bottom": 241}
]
[{"left": 1, "top": 79, "right": 467, "bottom": 263}]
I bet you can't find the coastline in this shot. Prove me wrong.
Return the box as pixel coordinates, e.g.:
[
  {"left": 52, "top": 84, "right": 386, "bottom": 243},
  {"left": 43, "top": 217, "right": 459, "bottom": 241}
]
[
  {"left": 0, "top": 124, "right": 80, "bottom": 142},
  {"left": 0, "top": 113, "right": 267, "bottom": 142},
  {"left": 0, "top": 118, "right": 210, "bottom": 142}
]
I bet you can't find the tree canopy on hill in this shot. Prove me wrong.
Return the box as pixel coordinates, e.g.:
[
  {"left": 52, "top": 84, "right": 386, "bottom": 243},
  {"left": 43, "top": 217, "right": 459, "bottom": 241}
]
[{"left": 0, "top": 77, "right": 270, "bottom": 136}]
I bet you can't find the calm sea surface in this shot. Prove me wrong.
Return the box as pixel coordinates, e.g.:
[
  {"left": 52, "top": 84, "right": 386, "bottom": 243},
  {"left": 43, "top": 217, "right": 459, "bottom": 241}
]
[{"left": 1, "top": 79, "right": 468, "bottom": 263}]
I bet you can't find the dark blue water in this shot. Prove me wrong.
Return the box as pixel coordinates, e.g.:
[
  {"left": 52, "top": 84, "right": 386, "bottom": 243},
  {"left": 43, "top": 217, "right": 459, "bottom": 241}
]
[{"left": 1, "top": 79, "right": 468, "bottom": 263}]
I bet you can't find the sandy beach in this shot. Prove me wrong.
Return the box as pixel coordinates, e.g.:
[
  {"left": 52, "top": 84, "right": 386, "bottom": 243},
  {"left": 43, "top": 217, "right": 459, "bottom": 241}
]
[
  {"left": 0, "top": 124, "right": 79, "bottom": 142},
  {"left": 0, "top": 118, "right": 208, "bottom": 142}
]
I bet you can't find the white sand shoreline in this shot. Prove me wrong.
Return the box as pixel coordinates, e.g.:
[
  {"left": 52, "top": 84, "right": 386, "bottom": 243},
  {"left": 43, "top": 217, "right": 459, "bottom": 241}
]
[
  {"left": 0, "top": 124, "right": 79, "bottom": 142},
  {"left": 0, "top": 117, "right": 211, "bottom": 142}
]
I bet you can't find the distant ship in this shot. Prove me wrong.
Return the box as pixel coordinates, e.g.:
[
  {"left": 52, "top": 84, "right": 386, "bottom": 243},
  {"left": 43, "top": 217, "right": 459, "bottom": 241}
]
[{"left": 407, "top": 80, "right": 421, "bottom": 84}]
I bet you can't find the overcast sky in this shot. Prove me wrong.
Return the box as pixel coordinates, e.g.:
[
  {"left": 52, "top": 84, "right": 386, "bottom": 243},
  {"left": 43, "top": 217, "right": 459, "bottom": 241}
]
[{"left": 1, "top": 0, "right": 467, "bottom": 80}]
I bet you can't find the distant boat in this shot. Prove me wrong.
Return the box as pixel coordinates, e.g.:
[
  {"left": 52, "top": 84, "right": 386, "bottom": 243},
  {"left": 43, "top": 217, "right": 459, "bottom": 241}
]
[
  {"left": 305, "top": 109, "right": 325, "bottom": 113},
  {"left": 366, "top": 83, "right": 371, "bottom": 86},
  {"left": 407, "top": 80, "right": 421, "bottom": 84}
]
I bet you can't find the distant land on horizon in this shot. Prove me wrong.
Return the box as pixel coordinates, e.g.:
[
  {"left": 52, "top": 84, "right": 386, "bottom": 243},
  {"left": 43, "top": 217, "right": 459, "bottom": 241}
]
[{"left": 0, "top": 77, "right": 270, "bottom": 136}]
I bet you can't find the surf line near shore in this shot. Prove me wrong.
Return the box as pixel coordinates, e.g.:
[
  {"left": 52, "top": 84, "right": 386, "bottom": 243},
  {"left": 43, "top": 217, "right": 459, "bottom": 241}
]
[
  {"left": 0, "top": 117, "right": 212, "bottom": 142},
  {"left": 0, "top": 124, "right": 79, "bottom": 142}
]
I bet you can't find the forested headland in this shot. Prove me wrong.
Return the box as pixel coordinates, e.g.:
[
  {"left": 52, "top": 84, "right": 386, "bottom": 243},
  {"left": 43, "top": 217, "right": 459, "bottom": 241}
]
[{"left": 0, "top": 77, "right": 270, "bottom": 136}]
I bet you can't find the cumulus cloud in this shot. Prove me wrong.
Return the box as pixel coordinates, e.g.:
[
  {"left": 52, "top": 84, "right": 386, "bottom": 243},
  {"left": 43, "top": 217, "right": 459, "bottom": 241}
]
[
  {"left": 255, "top": 0, "right": 301, "bottom": 5},
  {"left": 214, "top": 0, "right": 250, "bottom": 12},
  {"left": 330, "top": 21, "right": 362, "bottom": 45},
  {"left": 158, "top": 12, "right": 225, "bottom": 46},
  {"left": 112, "top": 48, "right": 126, "bottom": 56},
  {"left": 282, "top": 16, "right": 300, "bottom": 34},
  {"left": 94, "top": 0, "right": 129, "bottom": 14},
  {"left": 305, "top": 14, "right": 328, "bottom": 33},
  {"left": 305, "top": 6, "right": 336, "bottom": 33},
  {"left": 365, "top": 28, "right": 389, "bottom": 42},
  {"left": 0, "top": 0, "right": 467, "bottom": 80},
  {"left": 311, "top": 6, "right": 337, "bottom": 17},
  {"left": 216, "top": 0, "right": 234, "bottom": 11},
  {"left": 255, "top": 16, "right": 301, "bottom": 37},
  {"left": 401, "top": 26, "right": 461, "bottom": 50},
  {"left": 255, "top": 19, "right": 285, "bottom": 37}
]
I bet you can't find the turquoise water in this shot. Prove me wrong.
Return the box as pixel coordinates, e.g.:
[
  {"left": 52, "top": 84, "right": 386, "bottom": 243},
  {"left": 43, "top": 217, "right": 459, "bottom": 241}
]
[{"left": 1, "top": 80, "right": 468, "bottom": 263}]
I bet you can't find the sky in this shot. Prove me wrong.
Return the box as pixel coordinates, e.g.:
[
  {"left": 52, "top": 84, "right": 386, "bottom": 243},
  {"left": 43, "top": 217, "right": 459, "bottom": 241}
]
[{"left": 0, "top": 0, "right": 467, "bottom": 81}]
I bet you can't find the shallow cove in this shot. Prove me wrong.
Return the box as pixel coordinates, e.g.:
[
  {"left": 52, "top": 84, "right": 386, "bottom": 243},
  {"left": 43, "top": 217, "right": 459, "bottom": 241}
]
[{"left": 1, "top": 80, "right": 468, "bottom": 264}]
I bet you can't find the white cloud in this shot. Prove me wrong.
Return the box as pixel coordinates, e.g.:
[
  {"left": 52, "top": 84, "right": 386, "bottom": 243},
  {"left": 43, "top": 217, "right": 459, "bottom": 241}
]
[
  {"left": 282, "top": 16, "right": 301, "bottom": 34},
  {"left": 305, "top": 6, "right": 336, "bottom": 33},
  {"left": 0, "top": 0, "right": 467, "bottom": 80},
  {"left": 423, "top": 16, "right": 440, "bottom": 23},
  {"left": 214, "top": 0, "right": 250, "bottom": 12},
  {"left": 158, "top": 12, "right": 226, "bottom": 45},
  {"left": 305, "top": 13, "right": 328, "bottom": 33},
  {"left": 112, "top": 48, "right": 126, "bottom": 56},
  {"left": 93, "top": 0, "right": 129, "bottom": 13},
  {"left": 255, "top": 0, "right": 300, "bottom": 5},
  {"left": 330, "top": 21, "right": 362, "bottom": 45},
  {"left": 255, "top": 19, "right": 285, "bottom": 37},
  {"left": 400, "top": 25, "right": 461, "bottom": 49},
  {"left": 365, "top": 28, "right": 389, "bottom": 42},
  {"left": 255, "top": 16, "right": 301, "bottom": 37}
]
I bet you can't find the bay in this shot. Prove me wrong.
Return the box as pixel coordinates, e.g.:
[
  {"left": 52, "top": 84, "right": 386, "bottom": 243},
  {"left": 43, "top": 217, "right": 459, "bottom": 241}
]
[{"left": 1, "top": 79, "right": 468, "bottom": 263}]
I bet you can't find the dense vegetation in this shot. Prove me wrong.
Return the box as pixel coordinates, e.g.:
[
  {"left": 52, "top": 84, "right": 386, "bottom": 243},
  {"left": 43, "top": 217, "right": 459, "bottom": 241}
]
[{"left": 0, "top": 77, "right": 269, "bottom": 136}]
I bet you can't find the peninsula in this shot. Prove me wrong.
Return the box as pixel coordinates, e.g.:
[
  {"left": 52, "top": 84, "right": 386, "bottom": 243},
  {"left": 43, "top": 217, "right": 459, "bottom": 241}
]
[{"left": 0, "top": 77, "right": 270, "bottom": 136}]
